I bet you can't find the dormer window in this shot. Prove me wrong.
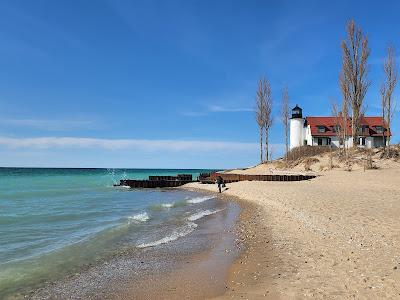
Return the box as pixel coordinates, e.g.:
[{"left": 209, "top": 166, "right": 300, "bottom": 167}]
[
  {"left": 317, "top": 126, "right": 325, "bottom": 133},
  {"left": 375, "top": 126, "right": 384, "bottom": 134},
  {"left": 359, "top": 125, "right": 368, "bottom": 133}
]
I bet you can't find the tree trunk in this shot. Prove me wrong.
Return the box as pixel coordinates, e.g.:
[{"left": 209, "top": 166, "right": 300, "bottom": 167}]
[
  {"left": 285, "top": 128, "right": 288, "bottom": 164},
  {"left": 352, "top": 110, "right": 358, "bottom": 149},
  {"left": 265, "top": 129, "right": 269, "bottom": 163},
  {"left": 387, "top": 101, "right": 391, "bottom": 158},
  {"left": 259, "top": 127, "right": 263, "bottom": 164},
  {"left": 382, "top": 103, "right": 386, "bottom": 155}
]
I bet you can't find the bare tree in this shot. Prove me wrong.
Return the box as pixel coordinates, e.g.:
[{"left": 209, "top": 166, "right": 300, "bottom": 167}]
[
  {"left": 330, "top": 99, "right": 342, "bottom": 153},
  {"left": 380, "top": 84, "right": 387, "bottom": 153},
  {"left": 341, "top": 20, "right": 370, "bottom": 148},
  {"left": 255, "top": 80, "right": 265, "bottom": 164},
  {"left": 262, "top": 79, "right": 273, "bottom": 162},
  {"left": 280, "top": 86, "right": 290, "bottom": 164},
  {"left": 339, "top": 70, "right": 351, "bottom": 154},
  {"left": 380, "top": 45, "right": 398, "bottom": 156}
]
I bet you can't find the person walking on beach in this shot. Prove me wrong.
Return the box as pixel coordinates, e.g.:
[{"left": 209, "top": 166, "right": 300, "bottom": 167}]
[{"left": 216, "top": 175, "right": 224, "bottom": 193}]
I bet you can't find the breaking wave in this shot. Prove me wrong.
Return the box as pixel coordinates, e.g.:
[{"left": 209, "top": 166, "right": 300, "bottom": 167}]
[
  {"left": 136, "top": 222, "right": 198, "bottom": 248},
  {"left": 186, "top": 196, "right": 215, "bottom": 204},
  {"left": 187, "top": 209, "right": 224, "bottom": 221},
  {"left": 127, "top": 212, "right": 149, "bottom": 223}
]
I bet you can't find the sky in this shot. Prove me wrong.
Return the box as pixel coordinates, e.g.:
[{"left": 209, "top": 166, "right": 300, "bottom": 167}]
[{"left": 0, "top": 0, "right": 399, "bottom": 169}]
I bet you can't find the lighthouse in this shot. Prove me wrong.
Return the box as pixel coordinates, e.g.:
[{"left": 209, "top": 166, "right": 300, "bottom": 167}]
[{"left": 289, "top": 105, "right": 305, "bottom": 149}]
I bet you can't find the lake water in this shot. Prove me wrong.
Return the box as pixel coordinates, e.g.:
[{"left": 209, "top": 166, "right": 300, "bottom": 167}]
[{"left": 0, "top": 168, "right": 230, "bottom": 299}]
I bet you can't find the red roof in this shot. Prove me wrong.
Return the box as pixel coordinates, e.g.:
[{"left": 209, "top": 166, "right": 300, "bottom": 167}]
[{"left": 306, "top": 116, "right": 390, "bottom": 137}]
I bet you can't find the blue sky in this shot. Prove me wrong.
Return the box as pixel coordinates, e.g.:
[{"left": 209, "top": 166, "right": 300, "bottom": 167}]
[{"left": 0, "top": 0, "right": 399, "bottom": 168}]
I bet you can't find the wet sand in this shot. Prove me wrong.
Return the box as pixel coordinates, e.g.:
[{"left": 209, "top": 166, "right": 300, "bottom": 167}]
[{"left": 185, "top": 166, "right": 400, "bottom": 299}]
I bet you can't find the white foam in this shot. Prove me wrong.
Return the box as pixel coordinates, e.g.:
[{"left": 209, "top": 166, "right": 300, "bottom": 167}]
[
  {"left": 186, "top": 196, "right": 215, "bottom": 204},
  {"left": 187, "top": 209, "right": 224, "bottom": 221},
  {"left": 137, "top": 222, "right": 197, "bottom": 248},
  {"left": 128, "top": 212, "right": 149, "bottom": 223},
  {"left": 161, "top": 202, "right": 174, "bottom": 208}
]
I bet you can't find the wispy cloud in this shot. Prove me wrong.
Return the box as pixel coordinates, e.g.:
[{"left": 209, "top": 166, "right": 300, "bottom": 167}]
[
  {"left": 0, "top": 136, "right": 257, "bottom": 152},
  {"left": 181, "top": 104, "right": 253, "bottom": 117},
  {"left": 0, "top": 119, "right": 96, "bottom": 131},
  {"left": 207, "top": 105, "right": 254, "bottom": 113}
]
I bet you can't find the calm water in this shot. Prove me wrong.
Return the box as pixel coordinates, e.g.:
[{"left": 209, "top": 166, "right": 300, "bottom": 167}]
[{"left": 0, "top": 168, "right": 221, "bottom": 299}]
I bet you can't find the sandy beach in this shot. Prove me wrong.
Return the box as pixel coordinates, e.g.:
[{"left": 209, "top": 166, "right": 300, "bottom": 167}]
[{"left": 184, "top": 163, "right": 400, "bottom": 299}]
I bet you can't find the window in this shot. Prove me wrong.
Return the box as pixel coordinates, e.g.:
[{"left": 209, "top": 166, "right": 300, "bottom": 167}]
[
  {"left": 358, "top": 125, "right": 368, "bottom": 134},
  {"left": 317, "top": 126, "right": 325, "bottom": 133},
  {"left": 375, "top": 126, "right": 384, "bottom": 134}
]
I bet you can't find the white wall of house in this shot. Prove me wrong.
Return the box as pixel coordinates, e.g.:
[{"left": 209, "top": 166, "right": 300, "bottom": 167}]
[
  {"left": 303, "top": 134, "right": 368, "bottom": 149},
  {"left": 305, "top": 125, "right": 313, "bottom": 146},
  {"left": 331, "top": 137, "right": 341, "bottom": 148},
  {"left": 366, "top": 137, "right": 373, "bottom": 148},
  {"left": 346, "top": 137, "right": 353, "bottom": 148},
  {"left": 311, "top": 137, "right": 332, "bottom": 146},
  {"left": 290, "top": 117, "right": 388, "bottom": 150}
]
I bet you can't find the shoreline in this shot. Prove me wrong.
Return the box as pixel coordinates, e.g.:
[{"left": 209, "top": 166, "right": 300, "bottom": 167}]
[
  {"left": 21, "top": 192, "right": 241, "bottom": 300},
  {"left": 182, "top": 184, "right": 282, "bottom": 299},
  {"left": 184, "top": 166, "right": 400, "bottom": 298}
]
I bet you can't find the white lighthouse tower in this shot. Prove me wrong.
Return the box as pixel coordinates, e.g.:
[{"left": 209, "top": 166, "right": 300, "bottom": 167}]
[{"left": 289, "top": 105, "right": 305, "bottom": 150}]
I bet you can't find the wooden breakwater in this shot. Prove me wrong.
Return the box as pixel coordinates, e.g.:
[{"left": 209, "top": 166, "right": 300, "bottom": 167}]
[
  {"left": 117, "top": 174, "right": 194, "bottom": 188},
  {"left": 198, "top": 172, "right": 316, "bottom": 184},
  {"left": 116, "top": 172, "right": 316, "bottom": 189}
]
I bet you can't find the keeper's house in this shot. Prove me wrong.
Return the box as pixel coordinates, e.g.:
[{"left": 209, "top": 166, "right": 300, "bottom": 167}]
[{"left": 290, "top": 105, "right": 390, "bottom": 150}]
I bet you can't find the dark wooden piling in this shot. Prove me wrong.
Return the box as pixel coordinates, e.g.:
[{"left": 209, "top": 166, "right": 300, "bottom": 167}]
[
  {"left": 198, "top": 172, "right": 316, "bottom": 184},
  {"left": 117, "top": 174, "right": 194, "bottom": 188},
  {"left": 117, "top": 171, "right": 316, "bottom": 189}
]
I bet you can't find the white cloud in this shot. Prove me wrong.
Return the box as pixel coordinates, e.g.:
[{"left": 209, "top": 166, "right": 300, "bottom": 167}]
[
  {"left": 181, "top": 104, "right": 254, "bottom": 116},
  {"left": 207, "top": 105, "right": 254, "bottom": 113},
  {"left": 0, "top": 136, "right": 258, "bottom": 152}
]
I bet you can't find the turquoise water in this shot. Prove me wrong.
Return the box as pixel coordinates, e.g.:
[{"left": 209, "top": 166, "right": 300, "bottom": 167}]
[{"left": 0, "top": 168, "right": 219, "bottom": 299}]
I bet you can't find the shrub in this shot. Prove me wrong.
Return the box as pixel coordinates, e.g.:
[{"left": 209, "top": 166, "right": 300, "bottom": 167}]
[
  {"left": 286, "top": 146, "right": 332, "bottom": 162},
  {"left": 304, "top": 157, "right": 320, "bottom": 171}
]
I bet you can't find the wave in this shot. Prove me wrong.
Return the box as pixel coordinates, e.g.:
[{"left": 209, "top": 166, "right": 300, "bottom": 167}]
[
  {"left": 149, "top": 200, "right": 187, "bottom": 211},
  {"left": 186, "top": 196, "right": 215, "bottom": 204},
  {"left": 127, "top": 212, "right": 149, "bottom": 223},
  {"left": 187, "top": 209, "right": 224, "bottom": 221},
  {"left": 136, "top": 222, "right": 197, "bottom": 248},
  {"left": 161, "top": 202, "right": 174, "bottom": 208},
  {"left": 119, "top": 185, "right": 131, "bottom": 189},
  {"left": 149, "top": 203, "right": 174, "bottom": 211}
]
